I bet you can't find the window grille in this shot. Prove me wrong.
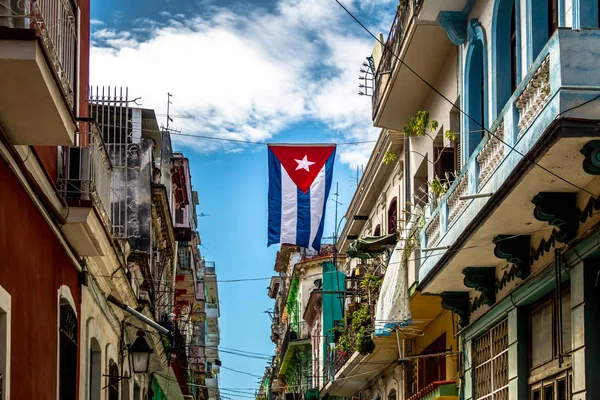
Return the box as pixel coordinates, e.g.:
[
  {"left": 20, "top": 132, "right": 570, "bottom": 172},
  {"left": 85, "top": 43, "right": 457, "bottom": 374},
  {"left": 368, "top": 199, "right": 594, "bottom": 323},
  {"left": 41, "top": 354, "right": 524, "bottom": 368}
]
[
  {"left": 473, "top": 319, "right": 509, "bottom": 400},
  {"left": 59, "top": 303, "right": 78, "bottom": 400}
]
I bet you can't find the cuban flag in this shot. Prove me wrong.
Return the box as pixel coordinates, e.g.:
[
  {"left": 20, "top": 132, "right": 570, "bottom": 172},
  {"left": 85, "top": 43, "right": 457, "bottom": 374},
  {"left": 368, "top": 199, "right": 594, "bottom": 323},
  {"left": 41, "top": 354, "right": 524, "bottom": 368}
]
[{"left": 268, "top": 144, "right": 336, "bottom": 252}]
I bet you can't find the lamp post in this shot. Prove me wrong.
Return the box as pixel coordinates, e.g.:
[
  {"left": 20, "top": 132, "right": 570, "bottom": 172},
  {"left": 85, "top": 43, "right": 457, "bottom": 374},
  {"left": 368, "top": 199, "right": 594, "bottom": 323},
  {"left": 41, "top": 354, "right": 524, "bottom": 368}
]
[{"left": 129, "top": 329, "right": 154, "bottom": 374}]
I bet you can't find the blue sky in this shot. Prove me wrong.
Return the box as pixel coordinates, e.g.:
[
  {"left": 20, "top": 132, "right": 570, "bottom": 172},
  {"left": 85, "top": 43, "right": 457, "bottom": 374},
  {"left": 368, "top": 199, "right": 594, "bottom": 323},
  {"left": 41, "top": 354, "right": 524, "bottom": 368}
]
[{"left": 90, "top": 0, "right": 395, "bottom": 395}]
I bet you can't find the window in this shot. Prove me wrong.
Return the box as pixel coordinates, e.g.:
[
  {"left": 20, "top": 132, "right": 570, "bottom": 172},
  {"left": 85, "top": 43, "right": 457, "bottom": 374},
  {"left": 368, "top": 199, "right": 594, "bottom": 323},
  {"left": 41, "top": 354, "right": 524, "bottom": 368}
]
[
  {"left": 89, "top": 338, "right": 102, "bottom": 400},
  {"left": 434, "top": 146, "right": 455, "bottom": 185},
  {"left": 59, "top": 302, "right": 78, "bottom": 400},
  {"left": 175, "top": 208, "right": 184, "bottom": 225},
  {"left": 510, "top": 2, "right": 518, "bottom": 93},
  {"left": 108, "top": 361, "right": 119, "bottom": 400},
  {"left": 473, "top": 319, "right": 509, "bottom": 400},
  {"left": 407, "top": 334, "right": 447, "bottom": 396},
  {"left": 493, "top": 0, "right": 521, "bottom": 117},
  {"left": 388, "top": 197, "right": 398, "bottom": 234},
  {"left": 529, "top": 286, "right": 572, "bottom": 399},
  {"left": 465, "top": 21, "right": 486, "bottom": 158},
  {"left": 178, "top": 243, "right": 191, "bottom": 270},
  {"left": 374, "top": 224, "right": 381, "bottom": 236}
]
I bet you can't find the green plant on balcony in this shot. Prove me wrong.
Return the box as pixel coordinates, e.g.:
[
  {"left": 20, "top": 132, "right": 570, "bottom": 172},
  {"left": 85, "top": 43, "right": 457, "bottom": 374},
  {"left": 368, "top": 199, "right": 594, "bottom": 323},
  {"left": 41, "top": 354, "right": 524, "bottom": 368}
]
[
  {"left": 335, "top": 305, "right": 375, "bottom": 356},
  {"left": 383, "top": 111, "right": 455, "bottom": 165},
  {"left": 351, "top": 305, "right": 375, "bottom": 355},
  {"left": 430, "top": 176, "right": 448, "bottom": 197}
]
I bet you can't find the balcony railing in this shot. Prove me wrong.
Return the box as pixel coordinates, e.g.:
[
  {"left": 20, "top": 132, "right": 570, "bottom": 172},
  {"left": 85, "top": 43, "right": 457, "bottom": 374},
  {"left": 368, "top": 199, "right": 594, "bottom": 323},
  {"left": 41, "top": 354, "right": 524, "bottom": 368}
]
[
  {"left": 372, "top": 0, "right": 418, "bottom": 119},
  {"left": 0, "top": 0, "right": 77, "bottom": 108},
  {"left": 288, "top": 321, "right": 309, "bottom": 341},
  {"left": 58, "top": 120, "right": 112, "bottom": 230},
  {"left": 419, "top": 30, "right": 598, "bottom": 283}
]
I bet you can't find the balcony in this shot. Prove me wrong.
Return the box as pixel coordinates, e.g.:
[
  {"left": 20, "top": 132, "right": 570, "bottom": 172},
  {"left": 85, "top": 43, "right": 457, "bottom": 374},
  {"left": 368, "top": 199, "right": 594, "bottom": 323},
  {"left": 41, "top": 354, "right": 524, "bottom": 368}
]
[
  {"left": 321, "top": 335, "right": 399, "bottom": 397},
  {"left": 268, "top": 276, "right": 281, "bottom": 298},
  {"left": 59, "top": 120, "right": 113, "bottom": 256},
  {"left": 0, "top": 0, "right": 77, "bottom": 145},
  {"left": 372, "top": 0, "right": 451, "bottom": 130},
  {"left": 419, "top": 30, "right": 600, "bottom": 301},
  {"left": 279, "top": 322, "right": 310, "bottom": 376}
]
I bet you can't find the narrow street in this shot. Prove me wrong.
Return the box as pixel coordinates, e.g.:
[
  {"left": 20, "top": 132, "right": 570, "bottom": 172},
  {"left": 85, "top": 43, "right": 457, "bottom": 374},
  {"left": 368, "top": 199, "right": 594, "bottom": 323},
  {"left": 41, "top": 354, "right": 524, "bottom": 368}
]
[{"left": 0, "top": 0, "right": 599, "bottom": 399}]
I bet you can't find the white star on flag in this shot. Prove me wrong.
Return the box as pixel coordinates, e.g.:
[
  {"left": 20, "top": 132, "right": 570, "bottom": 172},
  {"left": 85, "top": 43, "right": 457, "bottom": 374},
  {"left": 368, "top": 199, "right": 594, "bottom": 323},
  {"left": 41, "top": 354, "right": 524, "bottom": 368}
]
[{"left": 295, "top": 155, "right": 316, "bottom": 171}]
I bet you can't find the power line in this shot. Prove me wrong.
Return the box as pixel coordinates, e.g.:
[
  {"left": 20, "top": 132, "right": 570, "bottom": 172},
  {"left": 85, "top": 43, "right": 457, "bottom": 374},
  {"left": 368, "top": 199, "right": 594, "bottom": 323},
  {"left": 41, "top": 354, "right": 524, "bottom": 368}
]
[
  {"left": 333, "top": 0, "right": 599, "bottom": 198},
  {"left": 220, "top": 365, "right": 264, "bottom": 378},
  {"left": 142, "top": 128, "right": 378, "bottom": 146}
]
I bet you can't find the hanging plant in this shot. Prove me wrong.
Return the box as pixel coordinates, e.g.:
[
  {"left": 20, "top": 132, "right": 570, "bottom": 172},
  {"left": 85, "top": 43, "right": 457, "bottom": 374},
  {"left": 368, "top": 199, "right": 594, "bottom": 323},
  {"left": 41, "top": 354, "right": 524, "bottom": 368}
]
[
  {"left": 383, "top": 111, "right": 455, "bottom": 165},
  {"left": 430, "top": 176, "right": 449, "bottom": 197}
]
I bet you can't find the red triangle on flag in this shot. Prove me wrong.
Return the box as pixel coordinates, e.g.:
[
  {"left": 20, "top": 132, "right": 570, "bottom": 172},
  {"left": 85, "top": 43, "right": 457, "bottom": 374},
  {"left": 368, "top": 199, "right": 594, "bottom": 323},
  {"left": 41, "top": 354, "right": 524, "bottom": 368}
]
[{"left": 270, "top": 145, "right": 335, "bottom": 193}]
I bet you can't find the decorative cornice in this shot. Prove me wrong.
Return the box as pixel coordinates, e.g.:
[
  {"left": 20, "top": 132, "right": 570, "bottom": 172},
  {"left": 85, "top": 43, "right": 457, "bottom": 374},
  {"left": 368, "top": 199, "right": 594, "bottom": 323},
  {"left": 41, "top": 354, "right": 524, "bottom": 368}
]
[
  {"left": 463, "top": 267, "right": 496, "bottom": 305},
  {"left": 493, "top": 235, "right": 530, "bottom": 279},
  {"left": 532, "top": 192, "right": 578, "bottom": 242},
  {"left": 440, "top": 291, "right": 469, "bottom": 327},
  {"left": 580, "top": 140, "right": 600, "bottom": 175},
  {"left": 436, "top": 11, "right": 467, "bottom": 45}
]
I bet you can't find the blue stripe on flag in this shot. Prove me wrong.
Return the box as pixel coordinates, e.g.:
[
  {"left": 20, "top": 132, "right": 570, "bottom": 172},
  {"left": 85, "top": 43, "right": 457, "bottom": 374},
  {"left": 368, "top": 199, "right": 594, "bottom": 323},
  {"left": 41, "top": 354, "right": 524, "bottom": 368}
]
[
  {"left": 296, "top": 187, "right": 311, "bottom": 248},
  {"left": 311, "top": 148, "right": 336, "bottom": 251},
  {"left": 267, "top": 148, "right": 282, "bottom": 246}
]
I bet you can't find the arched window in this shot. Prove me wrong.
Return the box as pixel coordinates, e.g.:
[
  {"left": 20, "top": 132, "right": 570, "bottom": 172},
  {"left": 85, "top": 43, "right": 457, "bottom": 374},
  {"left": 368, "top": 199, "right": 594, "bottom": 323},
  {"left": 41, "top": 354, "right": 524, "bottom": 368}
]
[
  {"left": 492, "top": 0, "right": 520, "bottom": 118},
  {"left": 464, "top": 19, "right": 488, "bottom": 159},
  {"left": 108, "top": 361, "right": 119, "bottom": 400},
  {"left": 529, "top": 0, "right": 559, "bottom": 62},
  {"left": 59, "top": 301, "right": 78, "bottom": 400},
  {"left": 374, "top": 224, "right": 381, "bottom": 236},
  {"left": 89, "top": 338, "right": 102, "bottom": 400},
  {"left": 388, "top": 197, "right": 398, "bottom": 234},
  {"left": 388, "top": 389, "right": 397, "bottom": 400}
]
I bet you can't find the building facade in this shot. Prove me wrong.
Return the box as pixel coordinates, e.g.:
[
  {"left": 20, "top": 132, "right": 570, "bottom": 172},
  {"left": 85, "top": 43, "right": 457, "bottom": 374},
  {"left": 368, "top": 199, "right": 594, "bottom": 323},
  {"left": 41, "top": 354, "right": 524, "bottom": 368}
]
[
  {"left": 259, "top": 1, "right": 600, "bottom": 399},
  {"left": 0, "top": 3, "right": 221, "bottom": 397}
]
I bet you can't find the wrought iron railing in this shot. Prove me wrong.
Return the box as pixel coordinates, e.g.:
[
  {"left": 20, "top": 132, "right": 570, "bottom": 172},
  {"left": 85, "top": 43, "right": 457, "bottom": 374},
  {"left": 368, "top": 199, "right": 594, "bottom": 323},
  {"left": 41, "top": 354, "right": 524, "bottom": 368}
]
[
  {"left": 173, "top": 324, "right": 189, "bottom": 383},
  {"left": 372, "top": 0, "right": 418, "bottom": 119},
  {"left": 58, "top": 120, "right": 113, "bottom": 231},
  {"left": 0, "top": 0, "right": 77, "bottom": 108}
]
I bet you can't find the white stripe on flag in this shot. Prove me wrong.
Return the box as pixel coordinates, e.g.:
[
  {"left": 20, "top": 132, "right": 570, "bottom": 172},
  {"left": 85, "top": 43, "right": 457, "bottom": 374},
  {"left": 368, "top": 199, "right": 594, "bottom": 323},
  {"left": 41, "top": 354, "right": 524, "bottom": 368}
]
[
  {"left": 309, "top": 164, "right": 326, "bottom": 250},
  {"left": 280, "top": 166, "right": 297, "bottom": 244}
]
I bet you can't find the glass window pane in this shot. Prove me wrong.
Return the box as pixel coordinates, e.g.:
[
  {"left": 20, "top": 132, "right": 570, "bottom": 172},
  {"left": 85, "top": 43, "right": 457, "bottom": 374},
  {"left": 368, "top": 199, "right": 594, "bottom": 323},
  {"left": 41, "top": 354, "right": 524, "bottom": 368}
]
[
  {"left": 544, "top": 383, "right": 554, "bottom": 400},
  {"left": 531, "top": 304, "right": 553, "bottom": 367}
]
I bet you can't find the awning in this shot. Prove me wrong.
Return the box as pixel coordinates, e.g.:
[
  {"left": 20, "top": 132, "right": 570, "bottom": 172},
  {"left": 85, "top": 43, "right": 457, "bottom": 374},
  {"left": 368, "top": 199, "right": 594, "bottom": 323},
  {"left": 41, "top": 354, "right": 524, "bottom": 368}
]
[
  {"left": 374, "top": 242, "right": 412, "bottom": 336},
  {"left": 346, "top": 234, "right": 397, "bottom": 259},
  {"left": 152, "top": 368, "right": 185, "bottom": 400}
]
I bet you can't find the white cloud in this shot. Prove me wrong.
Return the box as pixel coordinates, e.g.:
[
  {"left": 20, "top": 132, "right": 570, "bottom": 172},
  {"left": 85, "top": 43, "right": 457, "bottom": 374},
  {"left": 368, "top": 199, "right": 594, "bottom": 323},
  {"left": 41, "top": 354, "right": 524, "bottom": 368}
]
[{"left": 91, "top": 0, "right": 395, "bottom": 168}]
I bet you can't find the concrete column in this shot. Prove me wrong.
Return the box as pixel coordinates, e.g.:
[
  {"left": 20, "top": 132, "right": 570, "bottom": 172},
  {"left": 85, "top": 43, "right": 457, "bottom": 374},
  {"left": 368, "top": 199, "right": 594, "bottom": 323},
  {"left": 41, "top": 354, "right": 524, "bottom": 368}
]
[
  {"left": 571, "top": 259, "right": 585, "bottom": 400},
  {"left": 463, "top": 338, "right": 473, "bottom": 400}
]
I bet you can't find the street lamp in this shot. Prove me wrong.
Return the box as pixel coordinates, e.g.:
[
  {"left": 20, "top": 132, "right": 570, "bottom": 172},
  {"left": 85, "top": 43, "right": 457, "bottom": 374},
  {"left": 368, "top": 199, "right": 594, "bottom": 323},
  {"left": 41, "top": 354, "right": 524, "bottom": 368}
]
[{"left": 129, "top": 329, "right": 153, "bottom": 373}]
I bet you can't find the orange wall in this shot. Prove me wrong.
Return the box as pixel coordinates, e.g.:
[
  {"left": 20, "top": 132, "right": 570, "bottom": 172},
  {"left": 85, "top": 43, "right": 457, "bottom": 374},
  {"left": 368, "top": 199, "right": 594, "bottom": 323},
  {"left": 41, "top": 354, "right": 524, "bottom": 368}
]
[{"left": 0, "top": 157, "right": 81, "bottom": 399}]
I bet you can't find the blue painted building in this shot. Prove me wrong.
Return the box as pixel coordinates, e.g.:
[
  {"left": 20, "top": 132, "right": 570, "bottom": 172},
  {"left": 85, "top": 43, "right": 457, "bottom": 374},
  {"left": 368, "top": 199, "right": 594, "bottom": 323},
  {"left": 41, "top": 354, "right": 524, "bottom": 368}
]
[{"left": 371, "top": 0, "right": 600, "bottom": 399}]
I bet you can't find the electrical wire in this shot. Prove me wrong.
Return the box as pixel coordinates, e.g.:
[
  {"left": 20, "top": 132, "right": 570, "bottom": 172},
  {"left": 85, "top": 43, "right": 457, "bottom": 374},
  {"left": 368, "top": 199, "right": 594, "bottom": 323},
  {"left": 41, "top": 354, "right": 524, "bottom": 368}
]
[
  {"left": 333, "top": 0, "right": 600, "bottom": 198},
  {"left": 142, "top": 128, "right": 378, "bottom": 146},
  {"left": 220, "top": 365, "right": 264, "bottom": 378}
]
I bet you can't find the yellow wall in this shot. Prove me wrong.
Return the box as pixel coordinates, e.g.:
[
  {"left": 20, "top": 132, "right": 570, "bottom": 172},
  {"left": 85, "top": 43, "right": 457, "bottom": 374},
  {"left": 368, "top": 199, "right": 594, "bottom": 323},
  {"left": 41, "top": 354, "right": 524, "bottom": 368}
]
[{"left": 412, "top": 310, "right": 458, "bottom": 381}]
